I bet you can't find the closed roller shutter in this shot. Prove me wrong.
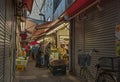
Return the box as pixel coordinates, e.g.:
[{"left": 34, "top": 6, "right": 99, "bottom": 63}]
[
  {"left": 4, "top": 24, "right": 11, "bottom": 82},
  {"left": 0, "top": 11, "right": 5, "bottom": 82},
  {"left": 84, "top": 0, "right": 119, "bottom": 77},
  {"left": 0, "top": 0, "right": 13, "bottom": 82}
]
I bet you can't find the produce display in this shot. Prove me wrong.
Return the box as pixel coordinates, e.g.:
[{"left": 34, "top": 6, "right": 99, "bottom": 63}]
[{"left": 49, "top": 48, "right": 67, "bottom": 75}]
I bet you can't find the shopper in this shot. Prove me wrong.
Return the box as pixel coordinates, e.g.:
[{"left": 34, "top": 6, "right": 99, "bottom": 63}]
[
  {"left": 32, "top": 45, "right": 37, "bottom": 59},
  {"left": 35, "top": 44, "right": 43, "bottom": 67},
  {"left": 45, "top": 42, "right": 51, "bottom": 68}
]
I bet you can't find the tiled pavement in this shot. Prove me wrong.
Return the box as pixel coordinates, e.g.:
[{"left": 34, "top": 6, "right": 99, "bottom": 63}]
[{"left": 14, "top": 59, "right": 80, "bottom": 82}]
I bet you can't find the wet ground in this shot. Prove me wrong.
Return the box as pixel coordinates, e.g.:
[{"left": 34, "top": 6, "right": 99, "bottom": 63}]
[{"left": 14, "top": 59, "right": 80, "bottom": 82}]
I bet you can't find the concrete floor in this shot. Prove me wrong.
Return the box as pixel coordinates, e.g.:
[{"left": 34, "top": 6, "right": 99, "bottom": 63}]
[{"left": 14, "top": 59, "right": 80, "bottom": 82}]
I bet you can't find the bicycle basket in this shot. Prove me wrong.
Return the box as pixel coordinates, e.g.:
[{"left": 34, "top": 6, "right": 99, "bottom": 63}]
[
  {"left": 78, "top": 53, "right": 91, "bottom": 66},
  {"left": 98, "top": 57, "right": 120, "bottom": 71}
]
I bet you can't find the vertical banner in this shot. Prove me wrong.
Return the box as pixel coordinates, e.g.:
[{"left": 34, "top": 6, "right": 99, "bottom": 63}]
[{"left": 115, "top": 24, "right": 120, "bottom": 56}]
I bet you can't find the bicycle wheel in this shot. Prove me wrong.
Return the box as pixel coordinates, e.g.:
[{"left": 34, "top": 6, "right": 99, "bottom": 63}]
[
  {"left": 96, "top": 72, "right": 116, "bottom": 82},
  {"left": 87, "top": 69, "right": 95, "bottom": 82},
  {"left": 80, "top": 67, "right": 88, "bottom": 82}
]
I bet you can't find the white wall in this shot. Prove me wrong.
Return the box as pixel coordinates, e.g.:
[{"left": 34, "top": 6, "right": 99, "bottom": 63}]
[{"left": 57, "top": 28, "right": 69, "bottom": 47}]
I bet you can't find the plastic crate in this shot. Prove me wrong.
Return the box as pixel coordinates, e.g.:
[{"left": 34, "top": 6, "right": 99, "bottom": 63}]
[
  {"left": 16, "top": 59, "right": 27, "bottom": 67},
  {"left": 98, "top": 57, "right": 120, "bottom": 71},
  {"left": 16, "top": 65, "right": 25, "bottom": 71}
]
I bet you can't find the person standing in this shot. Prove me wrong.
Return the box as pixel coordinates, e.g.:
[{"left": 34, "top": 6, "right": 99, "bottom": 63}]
[
  {"left": 35, "top": 44, "right": 43, "bottom": 67},
  {"left": 45, "top": 42, "right": 51, "bottom": 68},
  {"left": 32, "top": 45, "right": 37, "bottom": 59}
]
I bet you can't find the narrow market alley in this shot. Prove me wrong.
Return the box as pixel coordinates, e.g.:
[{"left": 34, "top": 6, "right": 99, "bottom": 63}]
[
  {"left": 1, "top": 0, "right": 120, "bottom": 82},
  {"left": 14, "top": 58, "right": 79, "bottom": 82}
]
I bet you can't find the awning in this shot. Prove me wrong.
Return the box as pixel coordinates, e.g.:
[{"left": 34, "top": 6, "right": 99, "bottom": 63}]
[
  {"left": 60, "top": 0, "right": 97, "bottom": 18},
  {"left": 35, "top": 18, "right": 63, "bottom": 30},
  {"left": 28, "top": 18, "right": 45, "bottom": 24},
  {"left": 22, "top": 0, "right": 34, "bottom": 13},
  {"left": 32, "top": 18, "right": 63, "bottom": 36},
  {"left": 25, "top": 19, "right": 37, "bottom": 33},
  {"left": 33, "top": 28, "right": 49, "bottom": 36}
]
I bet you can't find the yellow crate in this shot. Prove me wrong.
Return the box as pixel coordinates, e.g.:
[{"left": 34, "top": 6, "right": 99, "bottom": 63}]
[
  {"left": 17, "top": 61, "right": 21, "bottom": 64},
  {"left": 16, "top": 65, "right": 25, "bottom": 71}
]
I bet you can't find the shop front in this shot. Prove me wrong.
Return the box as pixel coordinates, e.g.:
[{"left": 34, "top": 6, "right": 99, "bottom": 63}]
[
  {"left": 37, "top": 22, "right": 70, "bottom": 75},
  {"left": 70, "top": 0, "right": 120, "bottom": 77}
]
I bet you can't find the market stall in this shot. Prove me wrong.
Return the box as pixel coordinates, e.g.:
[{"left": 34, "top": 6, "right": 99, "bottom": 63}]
[
  {"left": 48, "top": 47, "right": 67, "bottom": 75},
  {"left": 16, "top": 49, "right": 28, "bottom": 71}
]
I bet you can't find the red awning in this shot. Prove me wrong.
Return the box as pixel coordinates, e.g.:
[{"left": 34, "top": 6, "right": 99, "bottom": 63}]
[
  {"left": 60, "top": 0, "right": 95, "bottom": 18},
  {"left": 28, "top": 41, "right": 39, "bottom": 45},
  {"left": 33, "top": 18, "right": 63, "bottom": 36},
  {"left": 22, "top": 0, "right": 33, "bottom": 13},
  {"left": 33, "top": 28, "right": 49, "bottom": 36}
]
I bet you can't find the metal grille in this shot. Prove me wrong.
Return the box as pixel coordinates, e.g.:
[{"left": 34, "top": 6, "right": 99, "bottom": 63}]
[
  {"left": 84, "top": 0, "right": 119, "bottom": 77},
  {"left": 0, "top": 0, "right": 15, "bottom": 82},
  {"left": 0, "top": 10, "right": 5, "bottom": 82}
]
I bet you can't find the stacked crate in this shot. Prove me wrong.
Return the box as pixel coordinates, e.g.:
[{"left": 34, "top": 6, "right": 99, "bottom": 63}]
[{"left": 16, "top": 59, "right": 27, "bottom": 71}]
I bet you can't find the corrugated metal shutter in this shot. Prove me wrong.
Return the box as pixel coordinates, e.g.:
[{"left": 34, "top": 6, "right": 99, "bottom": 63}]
[
  {"left": 0, "top": 13, "right": 5, "bottom": 82},
  {"left": 0, "top": 15, "right": 5, "bottom": 82},
  {"left": 0, "top": 0, "right": 13, "bottom": 82},
  {"left": 4, "top": 24, "right": 11, "bottom": 82},
  {"left": 0, "top": 0, "right": 5, "bottom": 81},
  {"left": 84, "top": 0, "right": 119, "bottom": 77}
]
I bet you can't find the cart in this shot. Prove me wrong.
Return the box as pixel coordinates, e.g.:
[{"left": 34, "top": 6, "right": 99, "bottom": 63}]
[{"left": 49, "top": 59, "right": 66, "bottom": 75}]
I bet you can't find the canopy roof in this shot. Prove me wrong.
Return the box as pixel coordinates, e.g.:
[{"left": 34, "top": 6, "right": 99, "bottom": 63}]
[{"left": 60, "top": 0, "right": 95, "bottom": 18}]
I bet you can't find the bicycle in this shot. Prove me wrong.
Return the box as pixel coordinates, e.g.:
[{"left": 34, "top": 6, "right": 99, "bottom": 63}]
[
  {"left": 78, "top": 49, "right": 120, "bottom": 82},
  {"left": 78, "top": 48, "right": 98, "bottom": 82},
  {"left": 95, "top": 57, "right": 120, "bottom": 82}
]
